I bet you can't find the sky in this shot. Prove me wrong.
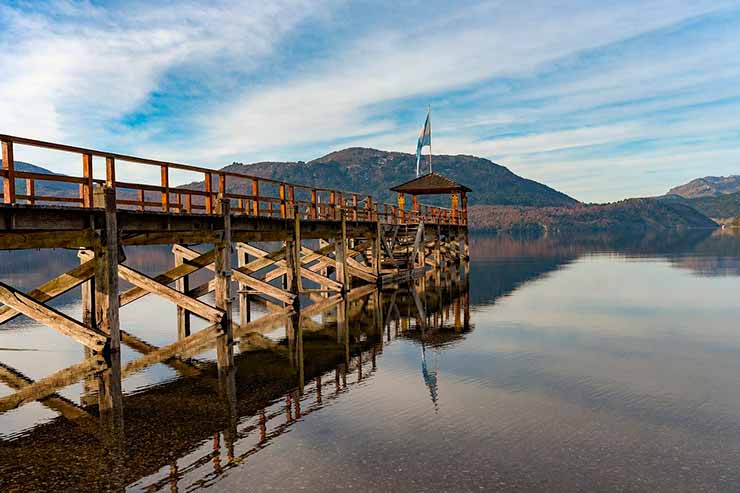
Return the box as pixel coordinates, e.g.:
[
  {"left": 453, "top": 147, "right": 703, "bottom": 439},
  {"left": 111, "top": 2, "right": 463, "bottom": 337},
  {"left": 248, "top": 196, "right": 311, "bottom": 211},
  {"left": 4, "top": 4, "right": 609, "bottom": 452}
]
[{"left": 1, "top": 0, "right": 740, "bottom": 202}]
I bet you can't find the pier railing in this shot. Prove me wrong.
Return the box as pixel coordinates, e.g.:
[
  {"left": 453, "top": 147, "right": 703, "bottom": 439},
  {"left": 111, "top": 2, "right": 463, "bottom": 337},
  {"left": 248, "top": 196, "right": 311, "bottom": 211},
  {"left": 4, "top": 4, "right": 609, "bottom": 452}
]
[{"left": 0, "top": 135, "right": 466, "bottom": 226}]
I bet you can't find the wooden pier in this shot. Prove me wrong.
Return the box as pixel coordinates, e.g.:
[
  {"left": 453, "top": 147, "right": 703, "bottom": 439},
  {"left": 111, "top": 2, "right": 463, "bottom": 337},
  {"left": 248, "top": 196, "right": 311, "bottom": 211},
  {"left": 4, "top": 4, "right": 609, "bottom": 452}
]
[{"left": 0, "top": 134, "right": 469, "bottom": 417}]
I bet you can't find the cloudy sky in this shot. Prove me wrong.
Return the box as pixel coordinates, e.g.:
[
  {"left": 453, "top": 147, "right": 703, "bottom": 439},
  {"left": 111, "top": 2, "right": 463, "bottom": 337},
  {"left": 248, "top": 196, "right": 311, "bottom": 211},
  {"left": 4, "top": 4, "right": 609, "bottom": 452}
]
[{"left": 1, "top": 0, "right": 739, "bottom": 202}]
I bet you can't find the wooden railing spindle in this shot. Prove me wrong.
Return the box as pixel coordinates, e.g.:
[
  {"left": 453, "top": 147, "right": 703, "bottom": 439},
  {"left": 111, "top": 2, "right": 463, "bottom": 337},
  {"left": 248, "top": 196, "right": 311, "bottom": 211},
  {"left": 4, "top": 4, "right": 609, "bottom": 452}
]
[
  {"left": 26, "top": 178, "right": 34, "bottom": 205},
  {"left": 161, "top": 165, "right": 170, "bottom": 212},
  {"left": 252, "top": 179, "right": 259, "bottom": 216},
  {"left": 1, "top": 140, "right": 15, "bottom": 204},
  {"left": 82, "top": 153, "right": 94, "bottom": 208},
  {"left": 205, "top": 172, "right": 213, "bottom": 214}
]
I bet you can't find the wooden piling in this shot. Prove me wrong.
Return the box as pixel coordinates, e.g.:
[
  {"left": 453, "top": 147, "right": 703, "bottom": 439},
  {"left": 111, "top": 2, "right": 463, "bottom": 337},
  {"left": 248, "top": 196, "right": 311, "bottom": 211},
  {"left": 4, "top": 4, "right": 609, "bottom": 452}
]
[
  {"left": 335, "top": 210, "right": 349, "bottom": 293},
  {"left": 174, "top": 252, "right": 191, "bottom": 339},
  {"left": 215, "top": 194, "right": 233, "bottom": 371},
  {"left": 93, "top": 187, "right": 120, "bottom": 353}
]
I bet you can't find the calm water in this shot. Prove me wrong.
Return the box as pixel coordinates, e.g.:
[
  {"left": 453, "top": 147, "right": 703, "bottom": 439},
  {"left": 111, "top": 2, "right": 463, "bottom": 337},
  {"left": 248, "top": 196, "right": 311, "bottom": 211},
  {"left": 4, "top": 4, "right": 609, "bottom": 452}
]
[{"left": 2, "top": 230, "right": 740, "bottom": 491}]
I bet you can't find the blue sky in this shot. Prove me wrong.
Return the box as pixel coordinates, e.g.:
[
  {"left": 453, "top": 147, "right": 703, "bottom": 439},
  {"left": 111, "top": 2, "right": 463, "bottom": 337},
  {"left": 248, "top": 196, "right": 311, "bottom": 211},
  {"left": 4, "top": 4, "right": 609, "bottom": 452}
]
[{"left": 1, "top": 0, "right": 740, "bottom": 202}]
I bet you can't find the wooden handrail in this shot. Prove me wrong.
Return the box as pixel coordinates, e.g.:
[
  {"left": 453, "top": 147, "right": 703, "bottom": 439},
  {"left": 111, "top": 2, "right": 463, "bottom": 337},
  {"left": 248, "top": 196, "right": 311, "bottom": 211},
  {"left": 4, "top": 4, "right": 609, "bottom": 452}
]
[{"left": 0, "top": 134, "right": 466, "bottom": 225}]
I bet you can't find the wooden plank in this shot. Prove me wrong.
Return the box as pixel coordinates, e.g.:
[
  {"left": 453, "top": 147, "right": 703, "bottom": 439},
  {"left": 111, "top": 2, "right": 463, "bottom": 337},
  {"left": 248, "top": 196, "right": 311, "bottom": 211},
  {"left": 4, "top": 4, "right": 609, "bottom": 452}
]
[
  {"left": 0, "top": 362, "right": 92, "bottom": 420},
  {"left": 0, "top": 259, "right": 95, "bottom": 324},
  {"left": 0, "top": 356, "right": 106, "bottom": 412},
  {"left": 176, "top": 244, "right": 295, "bottom": 305},
  {"left": 119, "top": 248, "right": 215, "bottom": 307},
  {"left": 120, "top": 330, "right": 200, "bottom": 377},
  {"left": 0, "top": 280, "right": 107, "bottom": 350},
  {"left": 246, "top": 243, "right": 342, "bottom": 291},
  {"left": 117, "top": 264, "right": 224, "bottom": 322}
]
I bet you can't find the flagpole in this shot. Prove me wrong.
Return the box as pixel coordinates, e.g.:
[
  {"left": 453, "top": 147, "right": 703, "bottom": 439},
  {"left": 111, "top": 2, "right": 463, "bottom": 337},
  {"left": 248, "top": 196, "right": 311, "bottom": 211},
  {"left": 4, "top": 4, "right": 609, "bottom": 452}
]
[{"left": 428, "top": 105, "right": 432, "bottom": 174}]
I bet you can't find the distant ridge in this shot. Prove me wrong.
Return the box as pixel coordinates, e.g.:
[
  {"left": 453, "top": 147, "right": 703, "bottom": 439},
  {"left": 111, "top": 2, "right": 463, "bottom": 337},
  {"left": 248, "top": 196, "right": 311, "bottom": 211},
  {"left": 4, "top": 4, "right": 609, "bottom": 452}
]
[
  {"left": 667, "top": 175, "right": 740, "bottom": 198},
  {"left": 220, "top": 147, "right": 580, "bottom": 208}
]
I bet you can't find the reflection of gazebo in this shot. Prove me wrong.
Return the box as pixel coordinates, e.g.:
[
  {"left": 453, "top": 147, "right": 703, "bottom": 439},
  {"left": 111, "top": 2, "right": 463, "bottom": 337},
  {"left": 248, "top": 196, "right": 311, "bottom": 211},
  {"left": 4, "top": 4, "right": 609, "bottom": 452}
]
[{"left": 390, "top": 172, "right": 471, "bottom": 224}]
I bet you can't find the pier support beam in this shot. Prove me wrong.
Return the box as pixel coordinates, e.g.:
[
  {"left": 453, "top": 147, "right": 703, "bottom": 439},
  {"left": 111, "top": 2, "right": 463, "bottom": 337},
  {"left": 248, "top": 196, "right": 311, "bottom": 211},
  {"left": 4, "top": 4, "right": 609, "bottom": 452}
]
[
  {"left": 175, "top": 252, "right": 191, "bottom": 339},
  {"left": 336, "top": 210, "right": 349, "bottom": 293},
  {"left": 238, "top": 248, "right": 251, "bottom": 326},
  {"left": 94, "top": 187, "right": 121, "bottom": 354},
  {"left": 215, "top": 195, "right": 233, "bottom": 372}
]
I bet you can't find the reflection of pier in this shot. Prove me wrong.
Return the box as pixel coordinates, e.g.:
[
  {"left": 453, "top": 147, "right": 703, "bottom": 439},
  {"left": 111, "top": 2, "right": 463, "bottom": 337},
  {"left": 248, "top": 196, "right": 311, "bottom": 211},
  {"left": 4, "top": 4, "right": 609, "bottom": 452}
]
[{"left": 0, "top": 274, "right": 470, "bottom": 491}]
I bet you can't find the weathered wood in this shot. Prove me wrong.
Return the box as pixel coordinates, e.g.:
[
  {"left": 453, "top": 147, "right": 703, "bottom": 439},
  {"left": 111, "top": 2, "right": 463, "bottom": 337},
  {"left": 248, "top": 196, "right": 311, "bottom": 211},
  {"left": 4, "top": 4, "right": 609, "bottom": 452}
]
[
  {"left": 372, "top": 220, "right": 382, "bottom": 280},
  {"left": 238, "top": 247, "right": 250, "bottom": 326},
  {"left": 120, "top": 329, "right": 200, "bottom": 377},
  {"left": 215, "top": 195, "right": 234, "bottom": 370},
  {"left": 174, "top": 253, "right": 191, "bottom": 339},
  {"left": 336, "top": 210, "right": 349, "bottom": 292},
  {"left": 0, "top": 230, "right": 97, "bottom": 250},
  {"left": 176, "top": 244, "right": 295, "bottom": 305},
  {"left": 105, "top": 248, "right": 215, "bottom": 307},
  {"left": 94, "top": 187, "right": 121, "bottom": 353},
  {"left": 0, "top": 259, "right": 95, "bottom": 324},
  {"left": 117, "top": 264, "right": 224, "bottom": 322},
  {"left": 244, "top": 242, "right": 342, "bottom": 291},
  {"left": 0, "top": 280, "right": 107, "bottom": 350},
  {"left": 0, "top": 362, "right": 91, "bottom": 421},
  {"left": 0, "top": 356, "right": 106, "bottom": 412},
  {"left": 2, "top": 140, "right": 15, "bottom": 204}
]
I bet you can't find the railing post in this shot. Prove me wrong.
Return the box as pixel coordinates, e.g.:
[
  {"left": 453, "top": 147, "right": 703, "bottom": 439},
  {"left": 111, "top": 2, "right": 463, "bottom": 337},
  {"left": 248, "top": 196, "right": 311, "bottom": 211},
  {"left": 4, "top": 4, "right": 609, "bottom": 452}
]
[
  {"left": 82, "top": 153, "right": 94, "bottom": 208},
  {"left": 330, "top": 191, "right": 336, "bottom": 220},
  {"left": 366, "top": 195, "right": 373, "bottom": 221},
  {"left": 25, "top": 178, "right": 34, "bottom": 205},
  {"left": 105, "top": 157, "right": 116, "bottom": 186},
  {"left": 352, "top": 194, "right": 358, "bottom": 220},
  {"left": 138, "top": 189, "right": 145, "bottom": 212},
  {"left": 251, "top": 179, "right": 259, "bottom": 216},
  {"left": 205, "top": 172, "right": 213, "bottom": 214},
  {"left": 280, "top": 184, "right": 287, "bottom": 218},
  {"left": 288, "top": 186, "right": 295, "bottom": 218},
  {"left": 161, "top": 165, "right": 170, "bottom": 212},
  {"left": 1, "top": 139, "right": 15, "bottom": 204},
  {"left": 311, "top": 189, "right": 318, "bottom": 219}
]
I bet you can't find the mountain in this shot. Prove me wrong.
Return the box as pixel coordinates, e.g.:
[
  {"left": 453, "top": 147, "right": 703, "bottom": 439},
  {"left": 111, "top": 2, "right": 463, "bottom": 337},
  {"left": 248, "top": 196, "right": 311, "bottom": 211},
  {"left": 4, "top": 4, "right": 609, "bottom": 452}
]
[
  {"left": 6, "top": 150, "right": 720, "bottom": 233},
  {"left": 667, "top": 175, "right": 740, "bottom": 198},
  {"left": 468, "top": 199, "right": 717, "bottom": 233},
  {"left": 0, "top": 160, "right": 79, "bottom": 195},
  {"left": 660, "top": 191, "right": 740, "bottom": 222},
  {"left": 219, "top": 148, "right": 579, "bottom": 208}
]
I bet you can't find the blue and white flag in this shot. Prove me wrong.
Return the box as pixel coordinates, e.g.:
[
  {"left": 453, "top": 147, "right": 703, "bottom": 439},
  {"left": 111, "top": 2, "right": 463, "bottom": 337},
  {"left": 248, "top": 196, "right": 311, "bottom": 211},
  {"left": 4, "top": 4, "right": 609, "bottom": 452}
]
[{"left": 416, "top": 109, "right": 431, "bottom": 176}]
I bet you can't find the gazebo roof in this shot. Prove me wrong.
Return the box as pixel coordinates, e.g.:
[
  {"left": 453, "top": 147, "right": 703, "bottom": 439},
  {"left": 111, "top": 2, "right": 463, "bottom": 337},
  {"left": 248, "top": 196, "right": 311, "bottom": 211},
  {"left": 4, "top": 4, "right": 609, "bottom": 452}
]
[{"left": 390, "top": 172, "right": 472, "bottom": 195}]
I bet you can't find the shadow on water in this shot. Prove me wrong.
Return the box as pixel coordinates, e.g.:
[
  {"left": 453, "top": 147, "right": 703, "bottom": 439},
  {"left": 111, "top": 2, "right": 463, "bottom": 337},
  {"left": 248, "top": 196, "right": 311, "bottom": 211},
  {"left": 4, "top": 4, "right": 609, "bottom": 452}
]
[{"left": 0, "top": 275, "right": 471, "bottom": 491}]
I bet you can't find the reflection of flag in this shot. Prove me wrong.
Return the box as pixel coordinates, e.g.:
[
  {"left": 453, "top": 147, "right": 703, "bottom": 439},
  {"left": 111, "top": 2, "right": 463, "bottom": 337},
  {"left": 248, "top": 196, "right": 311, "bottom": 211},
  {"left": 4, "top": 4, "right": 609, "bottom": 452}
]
[{"left": 416, "top": 110, "right": 431, "bottom": 176}]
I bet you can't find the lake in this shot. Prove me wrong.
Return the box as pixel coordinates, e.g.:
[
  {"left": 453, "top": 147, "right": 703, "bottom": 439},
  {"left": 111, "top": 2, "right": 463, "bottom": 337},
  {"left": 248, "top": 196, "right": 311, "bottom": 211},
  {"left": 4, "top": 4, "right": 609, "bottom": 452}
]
[{"left": 2, "top": 229, "right": 740, "bottom": 491}]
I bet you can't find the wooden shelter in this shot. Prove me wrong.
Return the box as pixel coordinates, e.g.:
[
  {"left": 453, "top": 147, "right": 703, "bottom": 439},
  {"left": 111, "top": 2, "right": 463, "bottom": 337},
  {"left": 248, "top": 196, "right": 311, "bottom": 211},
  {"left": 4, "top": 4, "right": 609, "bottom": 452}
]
[{"left": 390, "top": 172, "right": 471, "bottom": 224}]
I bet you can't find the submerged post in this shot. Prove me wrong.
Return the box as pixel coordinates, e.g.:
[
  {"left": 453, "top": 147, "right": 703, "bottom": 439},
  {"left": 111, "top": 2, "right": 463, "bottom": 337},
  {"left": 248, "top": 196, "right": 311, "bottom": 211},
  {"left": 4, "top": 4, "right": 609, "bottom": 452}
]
[
  {"left": 284, "top": 205, "right": 303, "bottom": 307},
  {"left": 174, "top": 252, "right": 191, "bottom": 339},
  {"left": 336, "top": 210, "right": 349, "bottom": 293},
  {"left": 94, "top": 186, "right": 120, "bottom": 354},
  {"left": 215, "top": 194, "right": 233, "bottom": 371}
]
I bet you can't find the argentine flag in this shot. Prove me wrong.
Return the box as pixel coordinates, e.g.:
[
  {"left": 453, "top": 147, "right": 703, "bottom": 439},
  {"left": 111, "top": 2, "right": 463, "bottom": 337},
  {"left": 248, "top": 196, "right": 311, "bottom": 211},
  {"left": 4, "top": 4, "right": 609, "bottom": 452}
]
[{"left": 416, "top": 109, "right": 431, "bottom": 176}]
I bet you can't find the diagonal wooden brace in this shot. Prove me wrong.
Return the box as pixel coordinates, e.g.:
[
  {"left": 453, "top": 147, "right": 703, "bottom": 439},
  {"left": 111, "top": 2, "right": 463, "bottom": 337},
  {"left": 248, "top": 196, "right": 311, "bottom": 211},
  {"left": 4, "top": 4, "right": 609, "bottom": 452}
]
[
  {"left": 175, "top": 244, "right": 295, "bottom": 305},
  {"left": 0, "top": 260, "right": 95, "bottom": 325},
  {"left": 0, "top": 280, "right": 107, "bottom": 351}
]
